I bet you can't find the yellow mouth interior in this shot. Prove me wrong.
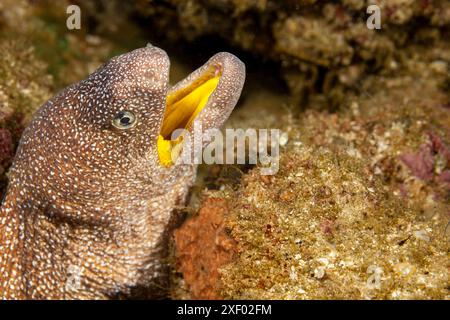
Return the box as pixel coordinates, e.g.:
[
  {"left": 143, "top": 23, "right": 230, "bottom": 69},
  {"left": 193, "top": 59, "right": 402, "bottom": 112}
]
[{"left": 157, "top": 75, "right": 220, "bottom": 166}]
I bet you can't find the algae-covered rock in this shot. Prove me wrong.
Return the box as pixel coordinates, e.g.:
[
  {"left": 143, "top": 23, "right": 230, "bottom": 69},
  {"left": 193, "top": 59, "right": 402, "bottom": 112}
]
[
  {"left": 172, "top": 59, "right": 449, "bottom": 300},
  {"left": 218, "top": 148, "right": 448, "bottom": 299}
]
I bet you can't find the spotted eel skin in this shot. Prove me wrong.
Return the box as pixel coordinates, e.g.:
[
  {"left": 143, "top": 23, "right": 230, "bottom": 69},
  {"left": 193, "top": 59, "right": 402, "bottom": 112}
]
[{"left": 0, "top": 45, "right": 245, "bottom": 299}]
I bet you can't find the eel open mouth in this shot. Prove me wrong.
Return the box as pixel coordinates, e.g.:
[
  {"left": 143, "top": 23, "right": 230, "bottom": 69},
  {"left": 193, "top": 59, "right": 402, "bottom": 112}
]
[{"left": 157, "top": 67, "right": 222, "bottom": 166}]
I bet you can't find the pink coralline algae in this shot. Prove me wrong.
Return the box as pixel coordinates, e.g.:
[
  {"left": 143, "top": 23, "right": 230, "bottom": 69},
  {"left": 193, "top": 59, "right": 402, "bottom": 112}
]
[{"left": 399, "top": 143, "right": 435, "bottom": 181}]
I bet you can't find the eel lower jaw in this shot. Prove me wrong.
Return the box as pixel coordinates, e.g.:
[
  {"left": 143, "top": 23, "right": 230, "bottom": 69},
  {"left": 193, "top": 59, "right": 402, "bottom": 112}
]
[{"left": 157, "top": 66, "right": 222, "bottom": 167}]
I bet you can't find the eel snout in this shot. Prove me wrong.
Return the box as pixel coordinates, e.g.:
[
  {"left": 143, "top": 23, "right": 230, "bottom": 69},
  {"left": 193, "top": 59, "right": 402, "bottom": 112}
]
[{"left": 157, "top": 52, "right": 246, "bottom": 166}]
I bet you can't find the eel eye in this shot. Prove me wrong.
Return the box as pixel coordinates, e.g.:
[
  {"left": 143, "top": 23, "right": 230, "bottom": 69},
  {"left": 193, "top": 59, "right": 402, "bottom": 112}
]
[{"left": 112, "top": 110, "right": 136, "bottom": 129}]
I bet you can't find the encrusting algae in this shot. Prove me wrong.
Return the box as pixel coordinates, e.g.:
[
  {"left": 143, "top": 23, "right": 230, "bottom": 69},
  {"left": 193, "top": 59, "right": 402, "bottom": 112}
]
[{"left": 0, "top": 40, "right": 54, "bottom": 198}]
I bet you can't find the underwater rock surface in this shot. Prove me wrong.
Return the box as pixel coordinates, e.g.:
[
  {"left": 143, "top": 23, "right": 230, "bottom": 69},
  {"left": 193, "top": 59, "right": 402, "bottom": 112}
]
[{"left": 133, "top": 0, "right": 450, "bottom": 108}]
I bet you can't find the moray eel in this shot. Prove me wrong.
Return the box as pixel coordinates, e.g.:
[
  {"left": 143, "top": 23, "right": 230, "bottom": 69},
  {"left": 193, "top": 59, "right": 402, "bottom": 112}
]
[{"left": 0, "top": 45, "right": 245, "bottom": 299}]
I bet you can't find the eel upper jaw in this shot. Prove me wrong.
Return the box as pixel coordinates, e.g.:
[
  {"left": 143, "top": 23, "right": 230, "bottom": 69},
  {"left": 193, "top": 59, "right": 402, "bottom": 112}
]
[{"left": 157, "top": 52, "right": 245, "bottom": 167}]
